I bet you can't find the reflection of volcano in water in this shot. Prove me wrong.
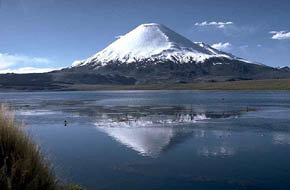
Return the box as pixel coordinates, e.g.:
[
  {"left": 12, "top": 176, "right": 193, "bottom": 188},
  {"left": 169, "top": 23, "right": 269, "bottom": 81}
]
[
  {"left": 97, "top": 125, "right": 236, "bottom": 157},
  {"left": 97, "top": 126, "right": 193, "bottom": 157},
  {"left": 70, "top": 104, "right": 248, "bottom": 122},
  {"left": 94, "top": 106, "right": 250, "bottom": 157},
  {"left": 96, "top": 113, "right": 209, "bottom": 128},
  {"left": 95, "top": 113, "right": 202, "bottom": 156}
]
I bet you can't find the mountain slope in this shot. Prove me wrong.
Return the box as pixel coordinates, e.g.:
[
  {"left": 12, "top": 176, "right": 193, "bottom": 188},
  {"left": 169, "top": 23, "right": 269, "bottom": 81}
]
[
  {"left": 72, "top": 23, "right": 240, "bottom": 67},
  {"left": 66, "top": 23, "right": 289, "bottom": 84}
]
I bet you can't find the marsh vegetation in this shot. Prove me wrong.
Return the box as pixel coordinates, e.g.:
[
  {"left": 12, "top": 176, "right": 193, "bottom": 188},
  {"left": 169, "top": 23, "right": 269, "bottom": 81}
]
[{"left": 0, "top": 105, "right": 85, "bottom": 190}]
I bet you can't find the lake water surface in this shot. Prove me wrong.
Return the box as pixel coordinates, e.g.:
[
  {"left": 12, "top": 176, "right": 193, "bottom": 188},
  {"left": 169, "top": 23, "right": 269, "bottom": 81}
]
[{"left": 1, "top": 90, "right": 290, "bottom": 190}]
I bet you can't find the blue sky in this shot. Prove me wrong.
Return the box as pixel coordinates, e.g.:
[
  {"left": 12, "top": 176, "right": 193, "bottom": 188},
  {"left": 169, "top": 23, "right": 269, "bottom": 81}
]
[{"left": 1, "top": 0, "right": 290, "bottom": 73}]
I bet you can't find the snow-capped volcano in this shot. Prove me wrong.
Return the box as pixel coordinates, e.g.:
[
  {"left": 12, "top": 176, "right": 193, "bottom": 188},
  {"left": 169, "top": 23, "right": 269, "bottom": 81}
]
[
  {"left": 65, "top": 23, "right": 285, "bottom": 85},
  {"left": 73, "top": 23, "right": 238, "bottom": 67},
  {"left": 1, "top": 24, "right": 290, "bottom": 89}
]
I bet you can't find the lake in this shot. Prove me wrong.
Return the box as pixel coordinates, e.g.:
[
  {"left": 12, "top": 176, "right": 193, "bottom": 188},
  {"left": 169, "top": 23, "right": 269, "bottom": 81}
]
[{"left": 1, "top": 90, "right": 290, "bottom": 190}]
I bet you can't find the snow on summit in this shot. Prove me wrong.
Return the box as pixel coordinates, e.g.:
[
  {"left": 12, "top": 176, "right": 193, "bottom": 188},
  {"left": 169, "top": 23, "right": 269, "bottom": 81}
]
[{"left": 73, "top": 23, "right": 240, "bottom": 67}]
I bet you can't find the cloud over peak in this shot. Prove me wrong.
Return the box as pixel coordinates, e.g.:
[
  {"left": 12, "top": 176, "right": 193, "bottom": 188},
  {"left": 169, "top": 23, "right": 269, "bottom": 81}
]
[
  {"left": 195, "top": 21, "right": 234, "bottom": 28},
  {"left": 211, "top": 42, "right": 232, "bottom": 51},
  {"left": 270, "top": 31, "right": 290, "bottom": 40}
]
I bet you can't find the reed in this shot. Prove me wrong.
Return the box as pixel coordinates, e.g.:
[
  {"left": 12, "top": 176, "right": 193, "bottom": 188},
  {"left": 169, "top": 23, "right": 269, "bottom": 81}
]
[{"left": 0, "top": 105, "right": 84, "bottom": 190}]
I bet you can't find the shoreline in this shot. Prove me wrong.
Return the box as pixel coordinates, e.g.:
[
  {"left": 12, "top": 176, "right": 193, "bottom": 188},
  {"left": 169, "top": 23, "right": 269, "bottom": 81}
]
[{"left": 0, "top": 79, "right": 290, "bottom": 92}]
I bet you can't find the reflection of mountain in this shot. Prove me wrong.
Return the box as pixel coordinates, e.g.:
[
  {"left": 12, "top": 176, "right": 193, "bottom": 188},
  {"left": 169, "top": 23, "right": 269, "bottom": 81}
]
[
  {"left": 94, "top": 107, "right": 243, "bottom": 157},
  {"left": 23, "top": 103, "right": 248, "bottom": 125},
  {"left": 97, "top": 120, "right": 237, "bottom": 157},
  {"left": 97, "top": 126, "right": 193, "bottom": 157}
]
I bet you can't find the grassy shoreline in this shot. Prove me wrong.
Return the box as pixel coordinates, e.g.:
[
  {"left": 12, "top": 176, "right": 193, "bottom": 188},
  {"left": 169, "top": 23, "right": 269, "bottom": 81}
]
[
  {"left": 0, "top": 105, "right": 85, "bottom": 190},
  {"left": 0, "top": 79, "right": 289, "bottom": 92},
  {"left": 63, "top": 79, "right": 290, "bottom": 91}
]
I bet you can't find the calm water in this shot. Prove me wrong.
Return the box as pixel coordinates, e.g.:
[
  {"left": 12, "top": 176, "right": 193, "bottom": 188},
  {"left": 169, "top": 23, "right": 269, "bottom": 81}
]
[{"left": 1, "top": 90, "right": 290, "bottom": 190}]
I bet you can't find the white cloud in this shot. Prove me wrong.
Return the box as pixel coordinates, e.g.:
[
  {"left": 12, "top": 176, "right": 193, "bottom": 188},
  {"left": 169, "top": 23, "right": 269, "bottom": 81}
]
[
  {"left": 0, "top": 53, "right": 51, "bottom": 68},
  {"left": 211, "top": 42, "right": 232, "bottom": 51},
  {"left": 269, "top": 31, "right": 290, "bottom": 40},
  {"left": 0, "top": 52, "right": 55, "bottom": 73},
  {"left": 195, "top": 21, "right": 233, "bottom": 28},
  {"left": 194, "top": 22, "right": 257, "bottom": 38},
  {"left": 0, "top": 67, "right": 55, "bottom": 74}
]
